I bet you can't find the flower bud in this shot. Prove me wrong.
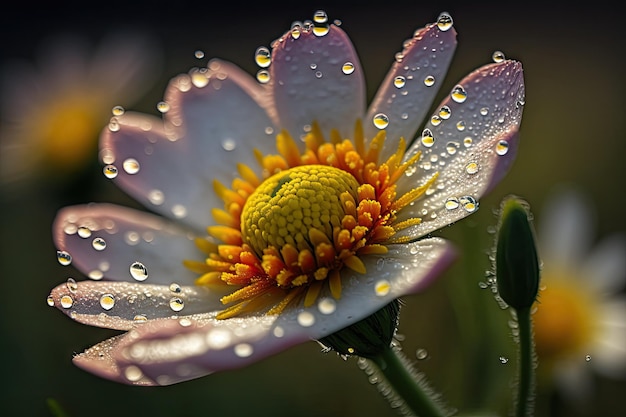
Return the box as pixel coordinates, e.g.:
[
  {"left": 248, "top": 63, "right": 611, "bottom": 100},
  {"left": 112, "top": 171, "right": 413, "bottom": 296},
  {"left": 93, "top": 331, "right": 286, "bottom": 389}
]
[
  {"left": 495, "top": 196, "right": 540, "bottom": 310},
  {"left": 319, "top": 299, "right": 400, "bottom": 358}
]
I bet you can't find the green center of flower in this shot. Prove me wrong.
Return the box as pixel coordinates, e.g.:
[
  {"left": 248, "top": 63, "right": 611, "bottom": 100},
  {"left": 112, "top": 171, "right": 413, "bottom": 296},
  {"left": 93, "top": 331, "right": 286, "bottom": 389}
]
[{"left": 241, "top": 165, "right": 359, "bottom": 257}]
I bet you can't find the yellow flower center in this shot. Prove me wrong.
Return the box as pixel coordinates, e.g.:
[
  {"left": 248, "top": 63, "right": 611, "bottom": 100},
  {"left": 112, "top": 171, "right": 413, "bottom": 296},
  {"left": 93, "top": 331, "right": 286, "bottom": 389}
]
[
  {"left": 184, "top": 120, "right": 437, "bottom": 319},
  {"left": 533, "top": 269, "right": 598, "bottom": 372}
]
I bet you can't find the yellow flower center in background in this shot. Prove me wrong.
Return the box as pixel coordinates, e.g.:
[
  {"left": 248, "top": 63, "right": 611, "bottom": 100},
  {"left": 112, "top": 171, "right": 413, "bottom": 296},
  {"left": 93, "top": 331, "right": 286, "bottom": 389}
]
[
  {"left": 533, "top": 270, "right": 598, "bottom": 370},
  {"left": 184, "top": 121, "right": 437, "bottom": 319}
]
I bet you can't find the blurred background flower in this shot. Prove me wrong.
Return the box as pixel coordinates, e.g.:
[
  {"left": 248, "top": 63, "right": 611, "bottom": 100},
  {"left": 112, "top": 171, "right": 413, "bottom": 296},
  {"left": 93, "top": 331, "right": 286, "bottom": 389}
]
[
  {"left": 1, "top": 1, "right": 624, "bottom": 417},
  {"left": 533, "top": 186, "right": 626, "bottom": 414},
  {"left": 0, "top": 30, "right": 162, "bottom": 193}
]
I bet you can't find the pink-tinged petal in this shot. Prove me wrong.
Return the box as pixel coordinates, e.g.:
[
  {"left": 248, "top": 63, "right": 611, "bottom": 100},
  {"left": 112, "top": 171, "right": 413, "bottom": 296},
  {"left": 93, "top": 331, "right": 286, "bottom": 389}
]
[
  {"left": 53, "top": 204, "right": 201, "bottom": 285},
  {"left": 270, "top": 24, "right": 366, "bottom": 140},
  {"left": 72, "top": 237, "right": 455, "bottom": 385},
  {"left": 364, "top": 21, "right": 457, "bottom": 158},
  {"left": 101, "top": 61, "right": 276, "bottom": 231},
  {"left": 48, "top": 281, "right": 225, "bottom": 330},
  {"left": 394, "top": 60, "right": 525, "bottom": 241}
]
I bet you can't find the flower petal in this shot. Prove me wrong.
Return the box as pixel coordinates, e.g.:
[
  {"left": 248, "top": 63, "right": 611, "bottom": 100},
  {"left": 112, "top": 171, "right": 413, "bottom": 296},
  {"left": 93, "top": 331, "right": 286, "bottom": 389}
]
[
  {"left": 593, "top": 296, "right": 626, "bottom": 378},
  {"left": 270, "top": 23, "right": 366, "bottom": 140},
  {"left": 53, "top": 204, "right": 201, "bottom": 285},
  {"left": 395, "top": 60, "right": 525, "bottom": 240},
  {"left": 583, "top": 234, "right": 626, "bottom": 294},
  {"left": 48, "top": 280, "right": 224, "bottom": 330},
  {"left": 101, "top": 61, "right": 276, "bottom": 231},
  {"left": 72, "top": 237, "right": 455, "bottom": 385},
  {"left": 364, "top": 21, "right": 457, "bottom": 158}
]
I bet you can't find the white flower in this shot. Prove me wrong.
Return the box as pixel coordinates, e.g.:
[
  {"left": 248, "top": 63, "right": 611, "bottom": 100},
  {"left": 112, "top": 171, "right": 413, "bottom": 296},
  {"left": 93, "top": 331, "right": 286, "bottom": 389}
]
[
  {"left": 534, "top": 186, "right": 626, "bottom": 402},
  {"left": 47, "top": 11, "right": 525, "bottom": 386}
]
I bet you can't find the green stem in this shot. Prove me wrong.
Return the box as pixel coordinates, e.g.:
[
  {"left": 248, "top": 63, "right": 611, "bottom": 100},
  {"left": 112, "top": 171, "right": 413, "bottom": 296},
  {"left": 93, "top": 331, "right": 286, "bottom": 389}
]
[
  {"left": 370, "top": 346, "right": 448, "bottom": 417},
  {"left": 515, "top": 307, "right": 535, "bottom": 417}
]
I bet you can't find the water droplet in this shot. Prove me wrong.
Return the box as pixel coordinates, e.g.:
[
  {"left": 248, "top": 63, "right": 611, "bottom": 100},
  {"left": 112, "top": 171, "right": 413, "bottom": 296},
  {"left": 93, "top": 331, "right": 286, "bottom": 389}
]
[
  {"left": 171, "top": 204, "right": 187, "bottom": 219},
  {"left": 108, "top": 118, "right": 120, "bottom": 132},
  {"left": 100, "top": 293, "right": 115, "bottom": 310},
  {"left": 103, "top": 164, "right": 118, "bottom": 179},
  {"left": 446, "top": 142, "right": 458, "bottom": 155},
  {"left": 169, "top": 283, "right": 182, "bottom": 293},
  {"left": 66, "top": 278, "right": 78, "bottom": 292},
  {"left": 157, "top": 101, "right": 170, "bottom": 113},
  {"left": 46, "top": 296, "right": 55, "bottom": 307},
  {"left": 495, "top": 140, "right": 509, "bottom": 155},
  {"left": 111, "top": 105, "right": 125, "bottom": 116},
  {"left": 373, "top": 113, "right": 389, "bottom": 130},
  {"left": 122, "top": 158, "right": 140, "bottom": 174},
  {"left": 445, "top": 197, "right": 460, "bottom": 210},
  {"left": 318, "top": 298, "right": 336, "bottom": 314},
  {"left": 92, "top": 237, "right": 106, "bottom": 251},
  {"left": 430, "top": 115, "right": 442, "bottom": 126},
  {"left": 456, "top": 120, "right": 466, "bottom": 131},
  {"left": 342, "top": 62, "right": 355, "bottom": 74},
  {"left": 254, "top": 46, "right": 272, "bottom": 68},
  {"left": 88, "top": 270, "right": 104, "bottom": 280},
  {"left": 499, "top": 356, "right": 509, "bottom": 364},
  {"left": 77, "top": 226, "right": 92, "bottom": 238},
  {"left": 134, "top": 314, "right": 148, "bottom": 322},
  {"left": 191, "top": 70, "right": 209, "bottom": 88},
  {"left": 585, "top": 354, "right": 591, "bottom": 362},
  {"left": 169, "top": 297, "right": 184, "bottom": 312},
  {"left": 465, "top": 162, "right": 479, "bottom": 175},
  {"left": 148, "top": 189, "right": 164, "bottom": 205},
  {"left": 60, "top": 295, "right": 73, "bottom": 309},
  {"left": 256, "top": 69, "right": 270, "bottom": 84},
  {"left": 194, "top": 50, "right": 205, "bottom": 59},
  {"left": 460, "top": 195, "right": 478, "bottom": 212},
  {"left": 130, "top": 261, "right": 148, "bottom": 281},
  {"left": 423, "top": 75, "right": 435, "bottom": 87},
  {"left": 297, "top": 311, "right": 315, "bottom": 327},
  {"left": 313, "top": 24, "right": 330, "bottom": 37},
  {"left": 492, "top": 50, "right": 506, "bottom": 63},
  {"left": 290, "top": 25, "right": 301, "bottom": 39},
  {"left": 57, "top": 250, "right": 72, "bottom": 266},
  {"left": 221, "top": 138, "right": 236, "bottom": 151},
  {"left": 451, "top": 85, "right": 467, "bottom": 103},
  {"left": 314, "top": 71, "right": 323, "bottom": 79},
  {"left": 234, "top": 343, "right": 253, "bottom": 357},
  {"left": 439, "top": 105, "right": 451, "bottom": 119},
  {"left": 416, "top": 348, "right": 428, "bottom": 360},
  {"left": 375, "top": 280, "right": 391, "bottom": 296},
  {"left": 421, "top": 128, "right": 435, "bottom": 147},
  {"left": 480, "top": 107, "right": 489, "bottom": 116},
  {"left": 393, "top": 76, "right": 406, "bottom": 88},
  {"left": 463, "top": 137, "right": 473, "bottom": 147},
  {"left": 313, "top": 10, "right": 328, "bottom": 23},
  {"left": 437, "top": 12, "right": 453, "bottom": 31}
]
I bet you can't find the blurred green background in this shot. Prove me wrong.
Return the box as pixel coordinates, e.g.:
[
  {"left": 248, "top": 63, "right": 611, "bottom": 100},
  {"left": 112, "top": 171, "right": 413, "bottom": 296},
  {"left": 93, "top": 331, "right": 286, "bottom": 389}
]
[{"left": 1, "top": 1, "right": 624, "bottom": 416}]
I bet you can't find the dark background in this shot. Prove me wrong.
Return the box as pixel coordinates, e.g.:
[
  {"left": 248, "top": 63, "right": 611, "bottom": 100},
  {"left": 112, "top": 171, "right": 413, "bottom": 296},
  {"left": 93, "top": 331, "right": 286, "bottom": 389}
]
[{"left": 1, "top": 1, "right": 624, "bottom": 416}]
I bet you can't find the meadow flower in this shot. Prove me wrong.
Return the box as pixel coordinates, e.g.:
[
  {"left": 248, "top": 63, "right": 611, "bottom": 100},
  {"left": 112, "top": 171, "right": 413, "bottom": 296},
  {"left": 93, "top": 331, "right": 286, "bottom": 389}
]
[
  {"left": 47, "top": 11, "right": 525, "bottom": 386},
  {"left": 0, "top": 30, "right": 161, "bottom": 186},
  {"left": 533, "top": 187, "right": 626, "bottom": 402}
]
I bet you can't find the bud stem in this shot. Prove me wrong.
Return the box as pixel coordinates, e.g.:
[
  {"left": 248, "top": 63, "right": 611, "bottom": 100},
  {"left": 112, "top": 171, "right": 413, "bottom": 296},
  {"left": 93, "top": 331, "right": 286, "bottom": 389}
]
[{"left": 514, "top": 306, "right": 535, "bottom": 417}]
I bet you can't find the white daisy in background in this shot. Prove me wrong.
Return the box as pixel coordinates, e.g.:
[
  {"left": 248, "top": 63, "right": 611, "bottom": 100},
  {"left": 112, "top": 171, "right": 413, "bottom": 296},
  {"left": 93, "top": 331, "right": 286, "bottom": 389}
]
[
  {"left": 0, "top": 30, "right": 162, "bottom": 188},
  {"left": 534, "top": 186, "right": 626, "bottom": 403}
]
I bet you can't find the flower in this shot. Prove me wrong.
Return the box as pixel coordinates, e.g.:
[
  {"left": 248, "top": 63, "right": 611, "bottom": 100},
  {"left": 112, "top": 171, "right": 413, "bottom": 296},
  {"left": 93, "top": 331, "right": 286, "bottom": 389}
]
[
  {"left": 533, "top": 187, "right": 626, "bottom": 402},
  {"left": 47, "top": 11, "right": 525, "bottom": 386},
  {"left": 0, "top": 30, "right": 162, "bottom": 187}
]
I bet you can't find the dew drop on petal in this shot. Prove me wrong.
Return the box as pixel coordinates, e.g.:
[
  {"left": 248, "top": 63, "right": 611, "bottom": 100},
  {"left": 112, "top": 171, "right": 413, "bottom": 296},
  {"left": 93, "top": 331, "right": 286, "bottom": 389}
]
[
  {"left": 424, "top": 75, "right": 435, "bottom": 87},
  {"left": 495, "top": 140, "right": 509, "bottom": 155},
  {"left": 89, "top": 270, "right": 104, "bottom": 280},
  {"left": 342, "top": 62, "right": 355, "bottom": 74},
  {"left": 254, "top": 46, "right": 272, "bottom": 68},
  {"left": 122, "top": 158, "right": 140, "bottom": 174},
  {"left": 100, "top": 293, "right": 115, "bottom": 310},
  {"left": 465, "top": 162, "right": 479, "bottom": 175},
  {"left": 157, "top": 101, "right": 170, "bottom": 113},
  {"left": 169, "top": 297, "right": 184, "bottom": 312},
  {"left": 171, "top": 204, "right": 188, "bottom": 219},
  {"left": 445, "top": 197, "right": 460, "bottom": 210},
  {"left": 129, "top": 261, "right": 148, "bottom": 281},
  {"left": 60, "top": 295, "right": 73, "bottom": 309},
  {"left": 108, "top": 117, "right": 120, "bottom": 132},
  {"left": 111, "top": 106, "right": 125, "bottom": 116},
  {"left": 373, "top": 113, "right": 389, "bottom": 130},
  {"left": 313, "top": 24, "right": 330, "bottom": 37},
  {"left": 393, "top": 76, "right": 406, "bottom": 88},
  {"left": 297, "top": 311, "right": 316, "bottom": 327},
  {"left": 480, "top": 107, "right": 489, "bottom": 116},
  {"left": 439, "top": 105, "right": 451, "bottom": 119},
  {"left": 430, "top": 115, "right": 442, "bottom": 126},
  {"left": 57, "top": 250, "right": 72, "bottom": 266},
  {"left": 92, "top": 237, "right": 106, "bottom": 251},
  {"left": 169, "top": 282, "right": 182, "bottom": 293},
  {"left": 318, "top": 298, "right": 336, "bottom": 314},
  {"left": 492, "top": 50, "right": 506, "bottom": 63},
  {"left": 460, "top": 196, "right": 478, "bottom": 212},
  {"left": 234, "top": 343, "right": 253, "bottom": 358},
  {"left": 273, "top": 326, "right": 285, "bottom": 338},
  {"left": 103, "top": 164, "right": 118, "bottom": 179},
  {"left": 416, "top": 348, "right": 428, "bottom": 360},
  {"left": 313, "top": 10, "right": 328, "bottom": 23},
  {"left": 456, "top": 121, "right": 466, "bottom": 131},
  {"left": 46, "top": 296, "right": 55, "bottom": 307},
  {"left": 437, "top": 12, "right": 453, "bottom": 31},
  {"left": 77, "top": 227, "right": 92, "bottom": 238},
  {"left": 375, "top": 280, "right": 391, "bottom": 296},
  {"left": 451, "top": 85, "right": 467, "bottom": 103},
  {"left": 421, "top": 128, "right": 435, "bottom": 147},
  {"left": 256, "top": 69, "right": 270, "bottom": 84},
  {"left": 221, "top": 138, "right": 236, "bottom": 151},
  {"left": 194, "top": 50, "right": 205, "bottom": 59},
  {"left": 446, "top": 142, "right": 458, "bottom": 155},
  {"left": 148, "top": 189, "right": 164, "bottom": 205},
  {"left": 66, "top": 278, "right": 78, "bottom": 293},
  {"left": 124, "top": 365, "right": 144, "bottom": 382},
  {"left": 134, "top": 314, "right": 148, "bottom": 323},
  {"left": 463, "top": 137, "right": 473, "bottom": 148},
  {"left": 585, "top": 354, "right": 591, "bottom": 362}
]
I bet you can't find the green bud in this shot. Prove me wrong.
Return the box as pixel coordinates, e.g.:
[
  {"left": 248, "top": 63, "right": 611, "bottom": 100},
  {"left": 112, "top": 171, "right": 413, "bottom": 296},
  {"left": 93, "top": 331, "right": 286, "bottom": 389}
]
[
  {"left": 495, "top": 196, "right": 540, "bottom": 310},
  {"left": 319, "top": 299, "right": 400, "bottom": 359}
]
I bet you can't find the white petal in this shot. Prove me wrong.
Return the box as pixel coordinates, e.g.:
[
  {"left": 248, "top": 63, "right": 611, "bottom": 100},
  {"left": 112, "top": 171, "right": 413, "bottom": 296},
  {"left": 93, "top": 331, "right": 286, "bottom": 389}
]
[
  {"left": 592, "top": 296, "right": 626, "bottom": 379},
  {"left": 53, "top": 204, "right": 201, "bottom": 285},
  {"left": 364, "top": 22, "right": 456, "bottom": 159},
  {"left": 270, "top": 24, "right": 366, "bottom": 140},
  {"left": 48, "top": 281, "right": 225, "bottom": 330},
  {"left": 73, "top": 237, "right": 455, "bottom": 385},
  {"left": 394, "top": 60, "right": 525, "bottom": 240},
  {"left": 582, "top": 234, "right": 626, "bottom": 294}
]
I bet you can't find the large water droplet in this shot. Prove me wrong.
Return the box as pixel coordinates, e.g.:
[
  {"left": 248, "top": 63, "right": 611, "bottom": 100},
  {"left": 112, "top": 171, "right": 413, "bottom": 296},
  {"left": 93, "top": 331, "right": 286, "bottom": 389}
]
[
  {"left": 451, "top": 85, "right": 467, "bottom": 103},
  {"left": 66, "top": 278, "right": 78, "bottom": 293},
  {"left": 495, "top": 140, "right": 509, "bottom": 155},
  {"left": 373, "top": 113, "right": 389, "bottom": 130},
  {"left": 421, "top": 128, "right": 435, "bottom": 147},
  {"left": 465, "top": 162, "right": 479, "bottom": 175},
  {"left": 375, "top": 280, "right": 391, "bottom": 296},
  {"left": 103, "top": 164, "right": 118, "bottom": 179},
  {"left": 318, "top": 298, "right": 336, "bottom": 314},
  {"left": 492, "top": 50, "right": 506, "bottom": 63},
  {"left": 130, "top": 262, "right": 148, "bottom": 281},
  {"left": 123, "top": 158, "right": 140, "bottom": 174},
  {"left": 57, "top": 250, "right": 72, "bottom": 266},
  {"left": 92, "top": 237, "right": 106, "bottom": 251},
  {"left": 254, "top": 46, "right": 272, "bottom": 68},
  {"left": 313, "top": 10, "right": 328, "bottom": 23},
  {"left": 424, "top": 75, "right": 435, "bottom": 87},
  {"left": 439, "top": 105, "right": 451, "bottom": 119},
  {"left": 157, "top": 101, "right": 170, "bottom": 113},
  {"left": 393, "top": 76, "right": 406, "bottom": 88},
  {"left": 445, "top": 197, "right": 460, "bottom": 210},
  {"left": 60, "top": 295, "right": 73, "bottom": 309},
  {"left": 437, "top": 12, "right": 453, "bottom": 31},
  {"left": 297, "top": 311, "right": 315, "bottom": 327},
  {"left": 234, "top": 343, "right": 253, "bottom": 357},
  {"left": 111, "top": 105, "right": 125, "bottom": 116},
  {"left": 342, "top": 62, "right": 355, "bottom": 74},
  {"left": 100, "top": 293, "right": 115, "bottom": 310},
  {"left": 169, "top": 297, "right": 184, "bottom": 312},
  {"left": 460, "top": 195, "right": 478, "bottom": 212},
  {"left": 256, "top": 69, "right": 270, "bottom": 84}
]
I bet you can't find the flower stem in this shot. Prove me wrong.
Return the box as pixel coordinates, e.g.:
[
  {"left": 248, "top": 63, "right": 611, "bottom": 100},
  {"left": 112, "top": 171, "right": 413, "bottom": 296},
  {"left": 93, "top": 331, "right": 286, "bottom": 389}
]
[
  {"left": 370, "top": 346, "right": 449, "bottom": 417},
  {"left": 514, "top": 306, "right": 535, "bottom": 417}
]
